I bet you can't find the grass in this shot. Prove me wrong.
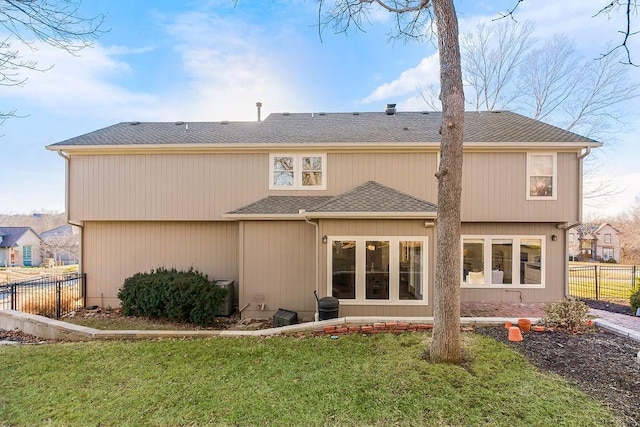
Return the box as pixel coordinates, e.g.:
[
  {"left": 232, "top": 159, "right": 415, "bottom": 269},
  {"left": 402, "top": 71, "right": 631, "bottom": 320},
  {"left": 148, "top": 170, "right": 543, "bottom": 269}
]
[
  {"left": 0, "top": 333, "right": 619, "bottom": 426},
  {"left": 568, "top": 263, "right": 638, "bottom": 303},
  {"left": 64, "top": 314, "right": 200, "bottom": 330}
]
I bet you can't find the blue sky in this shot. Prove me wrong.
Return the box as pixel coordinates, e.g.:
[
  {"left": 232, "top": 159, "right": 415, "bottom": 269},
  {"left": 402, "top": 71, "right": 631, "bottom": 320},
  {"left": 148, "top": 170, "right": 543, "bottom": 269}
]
[{"left": 0, "top": 0, "right": 638, "bottom": 217}]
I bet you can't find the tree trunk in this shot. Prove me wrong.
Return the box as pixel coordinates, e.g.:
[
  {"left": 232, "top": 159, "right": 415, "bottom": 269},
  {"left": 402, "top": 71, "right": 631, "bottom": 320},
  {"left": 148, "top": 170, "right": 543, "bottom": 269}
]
[{"left": 430, "top": 0, "right": 464, "bottom": 364}]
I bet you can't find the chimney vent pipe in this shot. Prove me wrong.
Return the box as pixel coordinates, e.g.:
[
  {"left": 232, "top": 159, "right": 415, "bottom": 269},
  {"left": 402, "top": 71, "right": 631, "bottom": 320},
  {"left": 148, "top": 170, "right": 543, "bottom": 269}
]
[
  {"left": 256, "top": 102, "right": 263, "bottom": 122},
  {"left": 385, "top": 103, "right": 396, "bottom": 115}
]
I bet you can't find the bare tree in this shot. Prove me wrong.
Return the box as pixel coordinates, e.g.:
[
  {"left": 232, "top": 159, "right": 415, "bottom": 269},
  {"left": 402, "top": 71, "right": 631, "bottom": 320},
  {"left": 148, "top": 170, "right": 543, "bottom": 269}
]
[
  {"left": 315, "top": 0, "right": 464, "bottom": 364},
  {"left": 0, "top": 0, "right": 106, "bottom": 119},
  {"left": 451, "top": 20, "right": 639, "bottom": 209},
  {"left": 615, "top": 196, "right": 640, "bottom": 264},
  {"left": 461, "top": 20, "right": 535, "bottom": 111}
]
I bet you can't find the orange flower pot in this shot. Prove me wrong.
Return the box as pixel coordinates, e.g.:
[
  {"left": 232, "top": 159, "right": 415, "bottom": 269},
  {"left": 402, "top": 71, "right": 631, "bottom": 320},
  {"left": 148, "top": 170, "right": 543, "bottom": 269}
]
[
  {"left": 508, "top": 326, "right": 523, "bottom": 342},
  {"left": 531, "top": 325, "right": 545, "bottom": 332},
  {"left": 504, "top": 321, "right": 512, "bottom": 329},
  {"left": 518, "top": 318, "right": 531, "bottom": 332}
]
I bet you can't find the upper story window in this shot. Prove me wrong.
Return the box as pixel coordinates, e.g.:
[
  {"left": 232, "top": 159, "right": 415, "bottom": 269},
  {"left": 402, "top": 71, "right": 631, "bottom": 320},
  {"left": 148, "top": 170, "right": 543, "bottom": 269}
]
[
  {"left": 568, "top": 233, "right": 574, "bottom": 243},
  {"left": 604, "top": 233, "right": 612, "bottom": 244},
  {"left": 269, "top": 154, "right": 326, "bottom": 190},
  {"left": 526, "top": 153, "right": 557, "bottom": 200}
]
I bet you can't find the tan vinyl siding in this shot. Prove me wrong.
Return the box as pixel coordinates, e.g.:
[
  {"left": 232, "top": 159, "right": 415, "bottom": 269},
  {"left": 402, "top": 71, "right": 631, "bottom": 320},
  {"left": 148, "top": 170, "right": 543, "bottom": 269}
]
[
  {"left": 69, "top": 153, "right": 269, "bottom": 221},
  {"left": 82, "top": 221, "right": 238, "bottom": 308},
  {"left": 67, "top": 152, "right": 439, "bottom": 221},
  {"left": 318, "top": 219, "right": 435, "bottom": 317},
  {"left": 240, "top": 221, "right": 317, "bottom": 320},
  {"left": 460, "top": 222, "right": 566, "bottom": 304},
  {"left": 461, "top": 152, "right": 580, "bottom": 222},
  {"left": 325, "top": 152, "right": 438, "bottom": 201}
]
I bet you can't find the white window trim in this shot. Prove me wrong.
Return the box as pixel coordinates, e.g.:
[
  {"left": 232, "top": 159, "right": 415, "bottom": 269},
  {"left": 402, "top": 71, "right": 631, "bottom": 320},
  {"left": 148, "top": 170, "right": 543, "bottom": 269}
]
[
  {"left": 603, "top": 233, "right": 612, "bottom": 244},
  {"left": 461, "top": 235, "right": 546, "bottom": 289},
  {"left": 327, "top": 235, "right": 428, "bottom": 305},
  {"left": 526, "top": 152, "right": 557, "bottom": 201},
  {"left": 269, "top": 153, "right": 327, "bottom": 190}
]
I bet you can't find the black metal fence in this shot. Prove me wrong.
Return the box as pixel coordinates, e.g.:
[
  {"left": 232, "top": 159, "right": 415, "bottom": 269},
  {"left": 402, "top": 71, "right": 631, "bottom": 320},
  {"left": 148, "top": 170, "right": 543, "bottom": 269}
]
[
  {"left": 0, "top": 273, "right": 86, "bottom": 319},
  {"left": 569, "top": 265, "right": 639, "bottom": 304}
]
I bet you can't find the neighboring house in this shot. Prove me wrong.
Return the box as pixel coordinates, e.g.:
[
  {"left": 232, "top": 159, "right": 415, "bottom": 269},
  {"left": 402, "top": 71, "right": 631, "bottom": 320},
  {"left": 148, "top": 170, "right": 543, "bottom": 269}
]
[
  {"left": 40, "top": 224, "right": 80, "bottom": 266},
  {"left": 568, "top": 223, "right": 621, "bottom": 262},
  {"left": 46, "top": 109, "right": 601, "bottom": 320},
  {"left": 0, "top": 227, "right": 42, "bottom": 267}
]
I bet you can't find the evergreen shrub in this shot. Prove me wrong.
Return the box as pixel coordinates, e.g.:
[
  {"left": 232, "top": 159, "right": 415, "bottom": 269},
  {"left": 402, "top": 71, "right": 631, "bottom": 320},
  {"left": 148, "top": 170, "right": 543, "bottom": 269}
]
[{"left": 117, "top": 268, "right": 226, "bottom": 326}]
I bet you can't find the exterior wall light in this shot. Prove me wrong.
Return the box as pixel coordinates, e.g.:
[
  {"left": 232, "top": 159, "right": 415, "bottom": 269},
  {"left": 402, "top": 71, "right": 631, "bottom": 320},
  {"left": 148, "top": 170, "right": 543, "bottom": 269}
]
[
  {"left": 551, "top": 234, "right": 557, "bottom": 241},
  {"left": 322, "top": 235, "right": 328, "bottom": 244}
]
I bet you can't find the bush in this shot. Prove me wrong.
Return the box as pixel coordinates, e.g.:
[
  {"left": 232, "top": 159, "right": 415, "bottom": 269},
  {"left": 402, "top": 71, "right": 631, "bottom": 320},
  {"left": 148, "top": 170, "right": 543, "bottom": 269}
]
[
  {"left": 541, "top": 299, "right": 591, "bottom": 332},
  {"left": 117, "top": 268, "right": 227, "bottom": 326},
  {"left": 630, "top": 285, "right": 640, "bottom": 314}
]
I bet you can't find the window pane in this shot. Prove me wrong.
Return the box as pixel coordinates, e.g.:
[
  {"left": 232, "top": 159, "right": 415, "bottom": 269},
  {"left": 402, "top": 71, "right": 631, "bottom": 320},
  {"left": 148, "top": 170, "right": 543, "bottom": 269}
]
[
  {"left": 529, "top": 176, "right": 553, "bottom": 197},
  {"left": 400, "top": 241, "right": 422, "bottom": 300},
  {"left": 366, "top": 241, "right": 389, "bottom": 299},
  {"left": 604, "top": 234, "right": 611, "bottom": 243},
  {"left": 491, "top": 239, "right": 512, "bottom": 284},
  {"left": 302, "top": 171, "right": 322, "bottom": 186},
  {"left": 521, "top": 238, "right": 542, "bottom": 284},
  {"left": 273, "top": 156, "right": 293, "bottom": 171},
  {"left": 530, "top": 154, "right": 553, "bottom": 175},
  {"left": 302, "top": 156, "right": 322, "bottom": 171},
  {"left": 273, "top": 171, "right": 294, "bottom": 186},
  {"left": 463, "top": 239, "right": 484, "bottom": 284},
  {"left": 332, "top": 241, "right": 356, "bottom": 299}
]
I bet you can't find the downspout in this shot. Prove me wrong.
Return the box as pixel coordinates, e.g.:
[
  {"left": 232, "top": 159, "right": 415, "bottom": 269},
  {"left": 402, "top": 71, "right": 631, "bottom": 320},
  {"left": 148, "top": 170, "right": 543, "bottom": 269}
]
[
  {"left": 577, "top": 147, "right": 591, "bottom": 223},
  {"left": 56, "top": 150, "right": 84, "bottom": 282},
  {"left": 302, "top": 212, "right": 320, "bottom": 321},
  {"left": 564, "top": 147, "right": 591, "bottom": 297}
]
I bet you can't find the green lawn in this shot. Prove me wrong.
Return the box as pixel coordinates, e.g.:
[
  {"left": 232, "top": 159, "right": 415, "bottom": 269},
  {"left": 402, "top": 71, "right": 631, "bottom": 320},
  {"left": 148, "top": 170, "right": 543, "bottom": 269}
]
[{"left": 0, "top": 333, "right": 618, "bottom": 426}]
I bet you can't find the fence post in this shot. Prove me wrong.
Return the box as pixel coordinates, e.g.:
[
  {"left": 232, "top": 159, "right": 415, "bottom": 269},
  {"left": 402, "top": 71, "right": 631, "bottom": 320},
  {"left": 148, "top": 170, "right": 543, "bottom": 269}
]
[
  {"left": 82, "top": 273, "right": 87, "bottom": 309},
  {"left": 10, "top": 284, "right": 16, "bottom": 310},
  {"left": 594, "top": 265, "right": 599, "bottom": 300},
  {"left": 56, "top": 279, "right": 61, "bottom": 319},
  {"left": 633, "top": 266, "right": 637, "bottom": 290}
]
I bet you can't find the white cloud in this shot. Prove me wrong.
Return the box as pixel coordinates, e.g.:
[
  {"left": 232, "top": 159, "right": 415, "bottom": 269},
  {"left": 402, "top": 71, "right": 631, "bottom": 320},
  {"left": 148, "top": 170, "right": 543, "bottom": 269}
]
[
  {"left": 359, "top": 53, "right": 440, "bottom": 105},
  {"left": 0, "top": 42, "right": 158, "bottom": 119}
]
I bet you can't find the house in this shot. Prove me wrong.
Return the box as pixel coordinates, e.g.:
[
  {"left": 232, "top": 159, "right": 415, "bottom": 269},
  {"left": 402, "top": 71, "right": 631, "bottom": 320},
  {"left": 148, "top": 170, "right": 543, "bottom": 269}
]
[
  {"left": 40, "top": 224, "right": 80, "bottom": 266},
  {"left": 46, "top": 109, "right": 601, "bottom": 320},
  {"left": 569, "top": 223, "right": 620, "bottom": 262},
  {"left": 0, "top": 227, "right": 42, "bottom": 267}
]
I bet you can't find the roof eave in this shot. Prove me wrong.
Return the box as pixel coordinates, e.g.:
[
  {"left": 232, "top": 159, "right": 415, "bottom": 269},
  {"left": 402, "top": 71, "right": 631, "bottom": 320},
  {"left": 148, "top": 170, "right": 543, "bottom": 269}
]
[{"left": 303, "top": 211, "right": 438, "bottom": 219}]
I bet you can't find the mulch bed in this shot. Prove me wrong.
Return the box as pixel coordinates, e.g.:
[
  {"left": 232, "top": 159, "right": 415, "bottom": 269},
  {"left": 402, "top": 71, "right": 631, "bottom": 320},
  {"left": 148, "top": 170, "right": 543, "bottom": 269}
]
[{"left": 476, "top": 326, "right": 640, "bottom": 427}]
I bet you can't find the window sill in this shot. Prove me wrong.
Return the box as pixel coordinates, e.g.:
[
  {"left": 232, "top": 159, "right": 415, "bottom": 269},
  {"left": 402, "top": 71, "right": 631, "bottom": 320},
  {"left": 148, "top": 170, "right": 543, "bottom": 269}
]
[
  {"left": 461, "top": 284, "right": 545, "bottom": 289},
  {"left": 337, "top": 299, "right": 428, "bottom": 306}
]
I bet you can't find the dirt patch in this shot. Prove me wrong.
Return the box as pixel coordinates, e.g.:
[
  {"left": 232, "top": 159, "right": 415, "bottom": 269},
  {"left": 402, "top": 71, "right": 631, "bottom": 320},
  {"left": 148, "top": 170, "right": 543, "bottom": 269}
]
[{"left": 477, "top": 326, "right": 640, "bottom": 427}]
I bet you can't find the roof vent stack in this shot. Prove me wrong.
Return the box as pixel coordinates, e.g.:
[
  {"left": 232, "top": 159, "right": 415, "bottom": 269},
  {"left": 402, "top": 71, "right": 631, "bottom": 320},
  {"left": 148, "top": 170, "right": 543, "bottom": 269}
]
[
  {"left": 256, "top": 102, "right": 262, "bottom": 122},
  {"left": 385, "top": 103, "right": 396, "bottom": 115}
]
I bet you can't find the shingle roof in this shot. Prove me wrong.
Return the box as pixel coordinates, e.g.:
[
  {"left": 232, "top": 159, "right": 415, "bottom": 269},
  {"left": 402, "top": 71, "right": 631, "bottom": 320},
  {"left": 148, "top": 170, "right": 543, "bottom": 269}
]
[
  {"left": 0, "top": 227, "right": 39, "bottom": 248},
  {"left": 307, "top": 181, "right": 437, "bottom": 213},
  {"left": 48, "top": 111, "right": 598, "bottom": 147},
  {"left": 226, "top": 181, "right": 437, "bottom": 217},
  {"left": 40, "top": 224, "right": 74, "bottom": 239},
  {"left": 227, "top": 196, "right": 333, "bottom": 215}
]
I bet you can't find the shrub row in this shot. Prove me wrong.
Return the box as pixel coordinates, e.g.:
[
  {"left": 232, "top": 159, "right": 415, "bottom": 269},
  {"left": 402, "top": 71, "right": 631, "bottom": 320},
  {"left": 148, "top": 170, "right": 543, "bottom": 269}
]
[{"left": 117, "top": 268, "right": 226, "bottom": 326}]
